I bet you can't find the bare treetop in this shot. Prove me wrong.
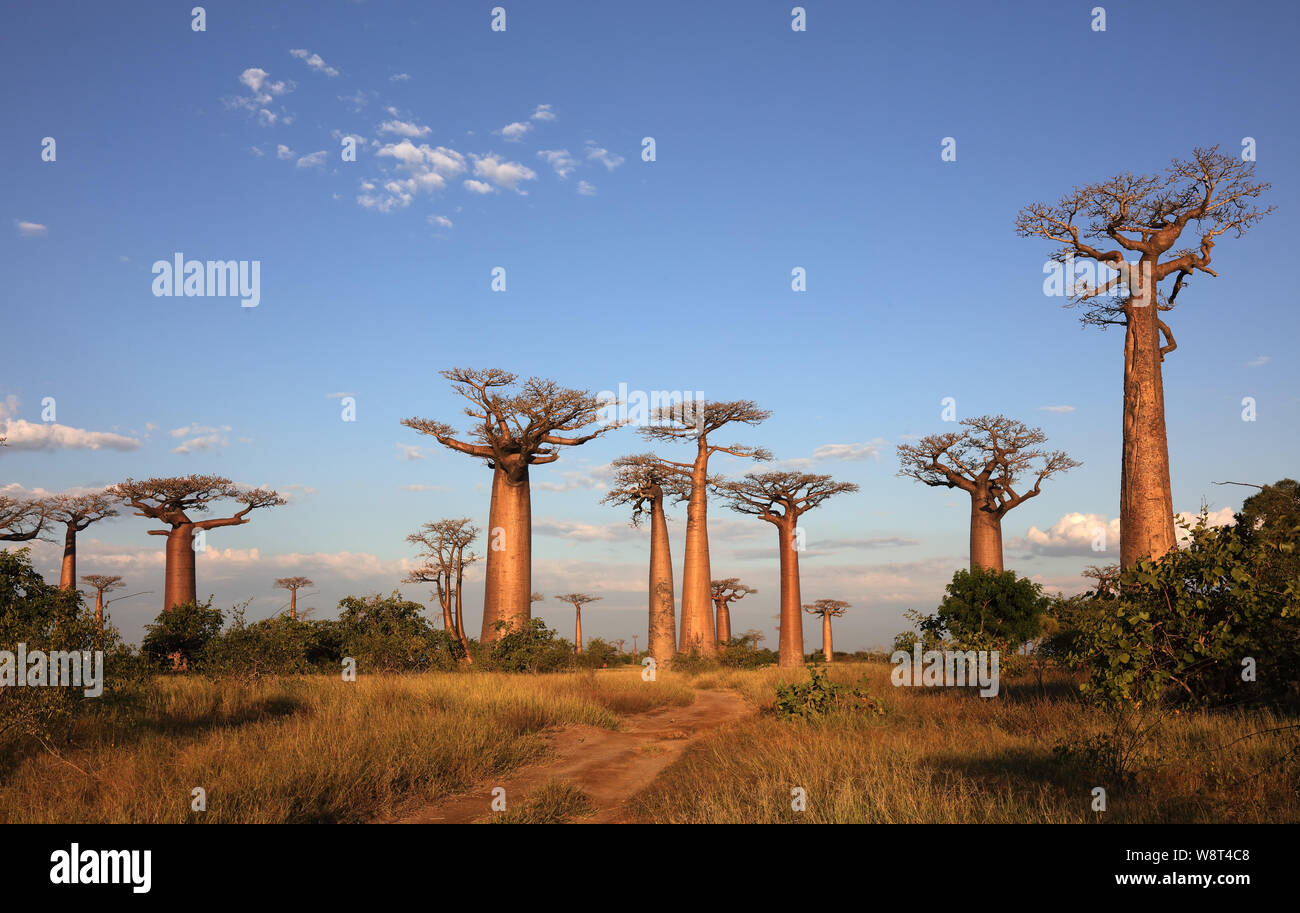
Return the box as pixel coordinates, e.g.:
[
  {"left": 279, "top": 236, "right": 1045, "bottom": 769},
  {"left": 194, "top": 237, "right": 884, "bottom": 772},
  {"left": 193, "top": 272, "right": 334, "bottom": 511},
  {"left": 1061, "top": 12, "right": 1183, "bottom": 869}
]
[
  {"left": 639, "top": 399, "right": 773, "bottom": 458},
  {"left": 531, "top": 591, "right": 544, "bottom": 602},
  {"left": 80, "top": 574, "right": 124, "bottom": 593},
  {"left": 402, "top": 368, "right": 620, "bottom": 467},
  {"left": 110, "top": 475, "right": 285, "bottom": 531},
  {"left": 711, "top": 578, "right": 757, "bottom": 601},
  {"left": 45, "top": 491, "right": 120, "bottom": 529},
  {"left": 897, "top": 415, "right": 1080, "bottom": 513},
  {"left": 602, "top": 453, "right": 693, "bottom": 525},
  {"left": 803, "top": 599, "right": 849, "bottom": 618},
  {"left": 719, "top": 471, "right": 860, "bottom": 524},
  {"left": 555, "top": 593, "right": 602, "bottom": 606},
  {"left": 0, "top": 495, "right": 51, "bottom": 541},
  {"left": 1016, "top": 146, "right": 1272, "bottom": 328},
  {"left": 274, "top": 576, "right": 314, "bottom": 591},
  {"left": 404, "top": 518, "right": 480, "bottom": 588}
]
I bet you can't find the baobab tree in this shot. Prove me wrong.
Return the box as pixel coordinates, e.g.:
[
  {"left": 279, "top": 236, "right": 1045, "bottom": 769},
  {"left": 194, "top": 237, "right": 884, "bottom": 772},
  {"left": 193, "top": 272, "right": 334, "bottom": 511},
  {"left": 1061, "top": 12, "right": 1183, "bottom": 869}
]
[
  {"left": 110, "top": 475, "right": 285, "bottom": 610},
  {"left": 405, "top": 518, "right": 479, "bottom": 658},
  {"left": 602, "top": 453, "right": 690, "bottom": 667},
  {"left": 45, "top": 491, "right": 119, "bottom": 589},
  {"left": 640, "top": 401, "right": 771, "bottom": 655},
  {"left": 555, "top": 593, "right": 600, "bottom": 654},
  {"left": 614, "top": 638, "right": 626, "bottom": 655},
  {"left": 710, "top": 578, "right": 756, "bottom": 643},
  {"left": 719, "top": 472, "right": 858, "bottom": 667},
  {"left": 273, "top": 576, "right": 313, "bottom": 620},
  {"left": 803, "top": 599, "right": 849, "bottom": 663},
  {"left": 402, "top": 369, "right": 620, "bottom": 642},
  {"left": 897, "top": 415, "right": 1080, "bottom": 572},
  {"left": 80, "top": 574, "right": 123, "bottom": 632},
  {"left": 1017, "top": 147, "right": 1271, "bottom": 566},
  {"left": 0, "top": 494, "right": 50, "bottom": 542}
]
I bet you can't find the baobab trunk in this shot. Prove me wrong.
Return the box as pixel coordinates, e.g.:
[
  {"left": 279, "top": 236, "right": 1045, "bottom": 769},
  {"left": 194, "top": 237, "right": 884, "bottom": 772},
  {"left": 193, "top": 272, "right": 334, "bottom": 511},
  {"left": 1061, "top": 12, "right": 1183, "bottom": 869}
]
[
  {"left": 648, "top": 492, "right": 677, "bottom": 665},
  {"left": 164, "top": 523, "right": 197, "bottom": 610},
  {"left": 1120, "top": 281, "right": 1176, "bottom": 567},
  {"left": 94, "top": 591, "right": 104, "bottom": 631},
  {"left": 574, "top": 606, "right": 583, "bottom": 654},
  {"left": 969, "top": 505, "right": 1005, "bottom": 572},
  {"left": 716, "top": 601, "right": 732, "bottom": 643},
  {"left": 289, "top": 588, "right": 298, "bottom": 620},
  {"left": 59, "top": 525, "right": 77, "bottom": 589},
  {"left": 482, "top": 460, "right": 532, "bottom": 642},
  {"left": 679, "top": 449, "right": 715, "bottom": 655},
  {"left": 822, "top": 613, "right": 833, "bottom": 663},
  {"left": 776, "top": 521, "right": 803, "bottom": 668}
]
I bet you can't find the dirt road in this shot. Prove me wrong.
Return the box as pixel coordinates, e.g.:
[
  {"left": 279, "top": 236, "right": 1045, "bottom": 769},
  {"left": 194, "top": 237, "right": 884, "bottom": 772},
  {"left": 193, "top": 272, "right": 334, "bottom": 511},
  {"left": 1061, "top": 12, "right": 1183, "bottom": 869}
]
[{"left": 388, "top": 688, "right": 751, "bottom": 824}]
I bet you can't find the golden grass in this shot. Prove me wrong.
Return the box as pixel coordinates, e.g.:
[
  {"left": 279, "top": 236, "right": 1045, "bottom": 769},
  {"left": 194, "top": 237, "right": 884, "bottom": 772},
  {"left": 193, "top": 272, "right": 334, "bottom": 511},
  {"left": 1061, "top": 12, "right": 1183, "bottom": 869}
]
[
  {"left": 0, "top": 668, "right": 693, "bottom": 824},
  {"left": 624, "top": 662, "right": 1300, "bottom": 823},
  {"left": 481, "top": 779, "right": 593, "bottom": 824}
]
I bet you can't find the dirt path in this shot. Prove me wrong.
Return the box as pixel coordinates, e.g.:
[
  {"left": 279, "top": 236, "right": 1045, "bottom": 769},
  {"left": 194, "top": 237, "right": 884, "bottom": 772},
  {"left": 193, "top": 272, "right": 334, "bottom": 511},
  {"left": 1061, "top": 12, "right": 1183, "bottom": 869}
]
[{"left": 388, "top": 689, "right": 751, "bottom": 824}]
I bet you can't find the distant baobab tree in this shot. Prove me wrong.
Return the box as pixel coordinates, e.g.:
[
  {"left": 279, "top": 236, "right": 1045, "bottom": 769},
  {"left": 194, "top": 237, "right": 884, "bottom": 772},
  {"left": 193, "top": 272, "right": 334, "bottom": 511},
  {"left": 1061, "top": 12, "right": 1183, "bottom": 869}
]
[
  {"left": 803, "top": 599, "right": 849, "bottom": 664},
  {"left": 632, "top": 634, "right": 639, "bottom": 654},
  {"left": 110, "top": 475, "right": 285, "bottom": 610},
  {"left": 743, "top": 628, "right": 766, "bottom": 651},
  {"left": 80, "top": 574, "right": 123, "bottom": 631},
  {"left": 46, "top": 492, "right": 119, "bottom": 589},
  {"left": 0, "top": 494, "right": 50, "bottom": 542},
  {"left": 710, "top": 578, "right": 756, "bottom": 643},
  {"left": 602, "top": 453, "right": 690, "bottom": 668},
  {"left": 555, "top": 593, "right": 600, "bottom": 654},
  {"left": 640, "top": 401, "right": 771, "bottom": 656},
  {"left": 719, "top": 472, "right": 858, "bottom": 667},
  {"left": 1017, "top": 147, "right": 1271, "bottom": 566},
  {"left": 273, "top": 576, "right": 314, "bottom": 620},
  {"left": 897, "top": 415, "right": 1080, "bottom": 572},
  {"left": 402, "top": 369, "right": 620, "bottom": 642},
  {"left": 406, "top": 518, "right": 480, "bottom": 659},
  {"left": 614, "top": 638, "right": 626, "bottom": 655}
]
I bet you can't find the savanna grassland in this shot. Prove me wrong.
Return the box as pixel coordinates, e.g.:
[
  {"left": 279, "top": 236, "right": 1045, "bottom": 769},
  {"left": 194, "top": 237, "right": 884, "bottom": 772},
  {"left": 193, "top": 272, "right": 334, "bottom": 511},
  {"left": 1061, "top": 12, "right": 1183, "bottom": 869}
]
[{"left": 3, "top": 663, "right": 1296, "bottom": 824}]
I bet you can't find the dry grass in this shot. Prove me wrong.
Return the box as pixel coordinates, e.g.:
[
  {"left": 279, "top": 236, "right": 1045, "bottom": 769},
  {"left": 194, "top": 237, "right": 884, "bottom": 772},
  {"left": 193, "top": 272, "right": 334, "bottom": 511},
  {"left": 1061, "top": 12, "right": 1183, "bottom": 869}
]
[
  {"left": 0, "top": 668, "right": 692, "bottom": 824},
  {"left": 481, "top": 779, "right": 593, "bottom": 824},
  {"left": 625, "top": 662, "right": 1300, "bottom": 823}
]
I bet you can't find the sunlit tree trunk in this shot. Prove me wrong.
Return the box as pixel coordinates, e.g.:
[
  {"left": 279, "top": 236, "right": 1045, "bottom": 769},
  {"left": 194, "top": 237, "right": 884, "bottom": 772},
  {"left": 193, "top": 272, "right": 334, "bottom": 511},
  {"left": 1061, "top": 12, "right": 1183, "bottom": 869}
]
[
  {"left": 679, "top": 443, "right": 715, "bottom": 655},
  {"left": 648, "top": 490, "right": 677, "bottom": 666},
  {"left": 59, "top": 524, "right": 77, "bottom": 589},
  {"left": 969, "top": 503, "right": 1005, "bottom": 572},
  {"left": 822, "top": 613, "right": 833, "bottom": 663},
  {"left": 716, "top": 600, "right": 732, "bottom": 643},
  {"left": 776, "top": 521, "right": 803, "bottom": 667},
  {"left": 574, "top": 605, "right": 583, "bottom": 654},
  {"left": 164, "top": 524, "right": 197, "bottom": 610},
  {"left": 482, "top": 459, "right": 532, "bottom": 641}
]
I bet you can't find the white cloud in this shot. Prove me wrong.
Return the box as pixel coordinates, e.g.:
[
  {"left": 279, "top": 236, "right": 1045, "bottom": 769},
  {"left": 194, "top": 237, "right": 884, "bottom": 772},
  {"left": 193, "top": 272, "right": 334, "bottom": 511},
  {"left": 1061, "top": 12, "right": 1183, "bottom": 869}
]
[
  {"left": 169, "top": 424, "right": 232, "bottom": 438},
  {"left": 249, "top": 146, "right": 265, "bottom": 157},
  {"left": 230, "top": 68, "right": 294, "bottom": 126},
  {"left": 470, "top": 154, "right": 537, "bottom": 193},
  {"left": 15, "top": 220, "right": 47, "bottom": 237},
  {"left": 499, "top": 121, "right": 531, "bottom": 141},
  {"left": 172, "top": 434, "right": 228, "bottom": 455},
  {"left": 537, "top": 149, "right": 576, "bottom": 178},
  {"left": 390, "top": 73, "right": 411, "bottom": 82},
  {"left": 585, "top": 141, "right": 624, "bottom": 171},
  {"left": 401, "top": 484, "right": 449, "bottom": 492},
  {"left": 577, "top": 180, "right": 597, "bottom": 196},
  {"left": 530, "top": 103, "right": 556, "bottom": 122},
  {"left": 289, "top": 48, "right": 339, "bottom": 77},
  {"left": 296, "top": 151, "right": 327, "bottom": 169},
  {"left": 378, "top": 119, "right": 431, "bottom": 138},
  {"left": 463, "top": 179, "right": 494, "bottom": 194},
  {"left": 0, "top": 399, "right": 139, "bottom": 451},
  {"left": 813, "top": 441, "right": 883, "bottom": 462},
  {"left": 428, "top": 214, "right": 453, "bottom": 228},
  {"left": 534, "top": 517, "right": 640, "bottom": 542},
  {"left": 276, "top": 144, "right": 295, "bottom": 160},
  {"left": 396, "top": 443, "right": 425, "bottom": 461},
  {"left": 1038, "top": 405, "right": 1076, "bottom": 413},
  {"left": 359, "top": 141, "right": 467, "bottom": 211},
  {"left": 1246, "top": 355, "right": 1270, "bottom": 368},
  {"left": 1013, "top": 512, "right": 1118, "bottom": 556}
]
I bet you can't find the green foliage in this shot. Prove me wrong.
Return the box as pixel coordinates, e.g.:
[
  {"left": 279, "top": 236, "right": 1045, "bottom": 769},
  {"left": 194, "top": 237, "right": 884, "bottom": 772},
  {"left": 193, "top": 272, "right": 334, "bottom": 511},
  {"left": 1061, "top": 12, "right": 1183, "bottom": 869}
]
[
  {"left": 719, "top": 638, "right": 777, "bottom": 668},
  {"left": 932, "top": 566, "right": 1049, "bottom": 650},
  {"left": 773, "top": 665, "right": 885, "bottom": 721},
  {"left": 1071, "top": 514, "right": 1300, "bottom": 707},
  {"left": 201, "top": 609, "right": 317, "bottom": 677},
  {"left": 336, "top": 591, "right": 461, "bottom": 672},
  {"left": 488, "top": 617, "right": 575, "bottom": 673},
  {"left": 666, "top": 649, "right": 719, "bottom": 674},
  {"left": 141, "top": 598, "right": 225, "bottom": 670}
]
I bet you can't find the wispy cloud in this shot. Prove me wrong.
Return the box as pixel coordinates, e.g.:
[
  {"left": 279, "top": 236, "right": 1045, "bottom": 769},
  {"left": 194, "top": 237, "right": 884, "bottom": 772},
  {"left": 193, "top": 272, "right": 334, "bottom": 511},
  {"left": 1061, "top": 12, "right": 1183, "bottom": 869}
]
[
  {"left": 14, "top": 220, "right": 47, "bottom": 237},
  {"left": 289, "top": 48, "right": 339, "bottom": 77},
  {"left": 1038, "top": 405, "right": 1076, "bottom": 413}
]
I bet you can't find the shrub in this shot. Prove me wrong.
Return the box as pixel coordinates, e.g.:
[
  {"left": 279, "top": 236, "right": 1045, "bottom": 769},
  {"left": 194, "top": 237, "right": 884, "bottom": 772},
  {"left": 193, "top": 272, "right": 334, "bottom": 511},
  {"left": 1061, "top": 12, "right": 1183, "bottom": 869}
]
[
  {"left": 488, "top": 617, "right": 574, "bottom": 673},
  {"left": 773, "top": 666, "right": 885, "bottom": 720},
  {"left": 140, "top": 598, "right": 225, "bottom": 671}
]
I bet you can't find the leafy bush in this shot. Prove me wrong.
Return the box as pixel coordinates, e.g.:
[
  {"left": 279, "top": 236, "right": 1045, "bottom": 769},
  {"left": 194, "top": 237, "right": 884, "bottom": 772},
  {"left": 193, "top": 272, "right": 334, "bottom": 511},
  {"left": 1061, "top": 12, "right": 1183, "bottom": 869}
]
[
  {"left": 719, "top": 639, "right": 776, "bottom": 668},
  {"left": 488, "top": 617, "right": 575, "bottom": 673},
  {"left": 773, "top": 666, "right": 885, "bottom": 720},
  {"left": 201, "top": 609, "right": 317, "bottom": 677},
  {"left": 140, "top": 598, "right": 225, "bottom": 670},
  {"left": 336, "top": 591, "right": 461, "bottom": 673}
]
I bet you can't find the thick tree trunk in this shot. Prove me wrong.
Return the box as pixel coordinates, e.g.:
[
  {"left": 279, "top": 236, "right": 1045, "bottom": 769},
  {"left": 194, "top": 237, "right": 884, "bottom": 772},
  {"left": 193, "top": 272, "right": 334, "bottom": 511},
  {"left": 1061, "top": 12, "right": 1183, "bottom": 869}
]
[
  {"left": 822, "top": 614, "right": 833, "bottom": 663},
  {"left": 1120, "top": 284, "right": 1176, "bottom": 567},
  {"left": 59, "top": 524, "right": 77, "bottom": 589},
  {"left": 94, "top": 591, "right": 104, "bottom": 630},
  {"left": 482, "top": 460, "right": 532, "bottom": 642},
  {"left": 776, "top": 521, "right": 803, "bottom": 668},
  {"left": 574, "top": 606, "right": 583, "bottom": 653},
  {"left": 438, "top": 588, "right": 453, "bottom": 632},
  {"left": 969, "top": 503, "right": 1005, "bottom": 572},
  {"left": 289, "top": 588, "right": 298, "bottom": 620},
  {"left": 164, "top": 523, "right": 197, "bottom": 610},
  {"left": 716, "top": 600, "right": 732, "bottom": 644},
  {"left": 648, "top": 492, "right": 677, "bottom": 667},
  {"left": 679, "top": 445, "right": 715, "bottom": 655}
]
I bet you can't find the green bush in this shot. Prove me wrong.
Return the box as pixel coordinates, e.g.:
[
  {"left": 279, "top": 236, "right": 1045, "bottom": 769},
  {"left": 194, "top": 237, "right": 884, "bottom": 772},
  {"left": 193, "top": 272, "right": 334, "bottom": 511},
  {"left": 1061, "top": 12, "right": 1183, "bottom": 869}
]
[
  {"left": 773, "top": 666, "right": 885, "bottom": 720},
  {"left": 488, "top": 617, "right": 574, "bottom": 673},
  {"left": 140, "top": 598, "right": 225, "bottom": 670}
]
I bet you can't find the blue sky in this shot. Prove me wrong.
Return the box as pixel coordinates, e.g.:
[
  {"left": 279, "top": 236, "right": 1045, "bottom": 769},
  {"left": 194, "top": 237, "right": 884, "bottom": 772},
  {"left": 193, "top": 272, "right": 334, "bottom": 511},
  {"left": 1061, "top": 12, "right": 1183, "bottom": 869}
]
[{"left": 2, "top": 0, "right": 1297, "bottom": 648}]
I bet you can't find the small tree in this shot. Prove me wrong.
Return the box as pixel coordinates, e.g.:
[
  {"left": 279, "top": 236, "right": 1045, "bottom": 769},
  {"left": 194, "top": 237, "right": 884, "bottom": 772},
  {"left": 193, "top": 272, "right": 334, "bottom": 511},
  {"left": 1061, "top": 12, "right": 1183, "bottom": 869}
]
[
  {"left": 555, "top": 593, "right": 601, "bottom": 654},
  {"left": 710, "top": 578, "right": 756, "bottom": 643},
  {"left": 928, "top": 567, "right": 1049, "bottom": 653},
  {"left": 80, "top": 574, "right": 124, "bottom": 632},
  {"left": 141, "top": 599, "right": 225, "bottom": 671},
  {"left": 273, "top": 576, "right": 314, "bottom": 620},
  {"left": 405, "top": 518, "right": 479, "bottom": 659},
  {"left": 803, "top": 598, "right": 849, "bottom": 663},
  {"left": 44, "top": 491, "right": 120, "bottom": 589}
]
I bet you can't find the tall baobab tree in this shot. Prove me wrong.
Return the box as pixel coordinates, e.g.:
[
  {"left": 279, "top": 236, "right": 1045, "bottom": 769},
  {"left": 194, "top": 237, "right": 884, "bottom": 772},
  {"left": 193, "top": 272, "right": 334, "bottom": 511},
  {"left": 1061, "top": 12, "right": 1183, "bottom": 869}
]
[
  {"left": 897, "top": 415, "right": 1080, "bottom": 572},
  {"left": 45, "top": 492, "right": 119, "bottom": 589},
  {"left": 719, "top": 472, "right": 859, "bottom": 667},
  {"left": 80, "top": 574, "right": 123, "bottom": 632},
  {"left": 273, "top": 576, "right": 313, "bottom": 620},
  {"left": 710, "top": 577, "right": 756, "bottom": 644},
  {"left": 0, "top": 494, "right": 50, "bottom": 542},
  {"left": 1017, "top": 147, "right": 1271, "bottom": 566},
  {"left": 110, "top": 476, "right": 285, "bottom": 610},
  {"left": 402, "top": 369, "right": 620, "bottom": 642},
  {"left": 555, "top": 593, "right": 600, "bottom": 654},
  {"left": 405, "top": 518, "right": 479, "bottom": 659},
  {"left": 602, "top": 453, "right": 690, "bottom": 668},
  {"left": 640, "top": 401, "right": 771, "bottom": 656},
  {"left": 632, "top": 634, "right": 639, "bottom": 654},
  {"left": 803, "top": 599, "right": 849, "bottom": 663}
]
